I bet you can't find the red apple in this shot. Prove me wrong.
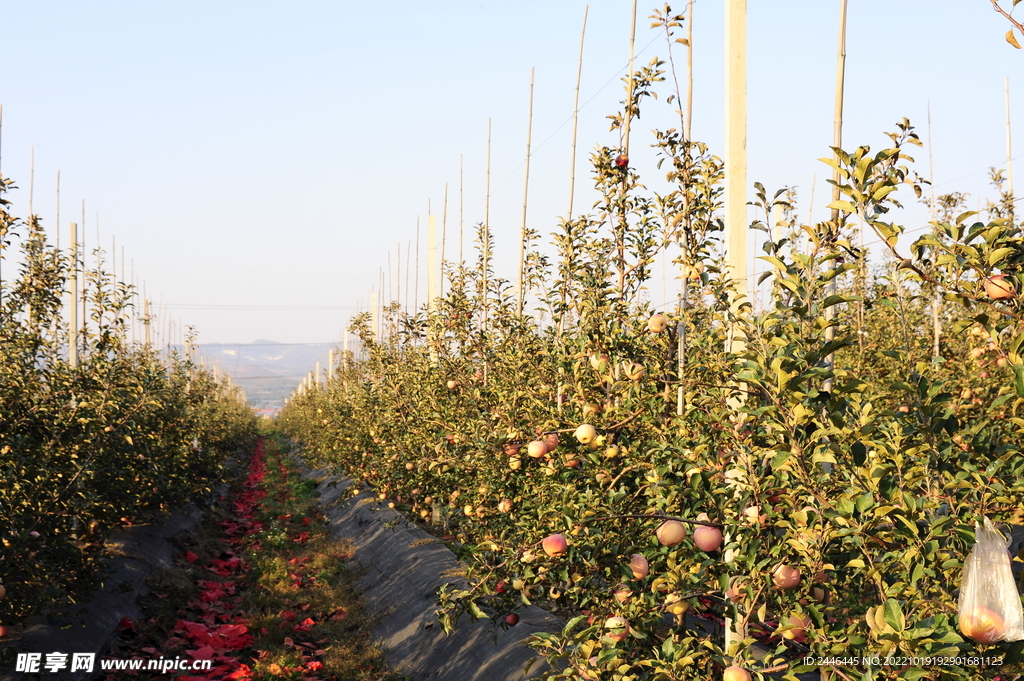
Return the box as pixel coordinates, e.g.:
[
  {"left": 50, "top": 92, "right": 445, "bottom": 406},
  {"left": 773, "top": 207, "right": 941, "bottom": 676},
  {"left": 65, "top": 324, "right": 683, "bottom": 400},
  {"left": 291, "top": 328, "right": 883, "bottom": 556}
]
[
  {"left": 615, "top": 154, "right": 628, "bottom": 168},
  {"left": 985, "top": 274, "right": 1016, "bottom": 300},
  {"left": 498, "top": 498, "right": 513, "bottom": 513},
  {"left": 542, "top": 533, "right": 568, "bottom": 557},
  {"left": 604, "top": 616, "right": 629, "bottom": 642},
  {"left": 961, "top": 606, "right": 1005, "bottom": 643},
  {"left": 693, "top": 525, "right": 723, "bottom": 552},
  {"left": 0, "top": 625, "right": 9, "bottom": 638},
  {"left": 527, "top": 440, "right": 548, "bottom": 458},
  {"left": 773, "top": 564, "right": 801, "bottom": 589},
  {"left": 543, "top": 433, "right": 559, "bottom": 452},
  {"left": 589, "top": 353, "right": 611, "bottom": 372},
  {"left": 623, "top": 362, "right": 645, "bottom": 381},
  {"left": 629, "top": 554, "right": 649, "bottom": 579},
  {"left": 781, "top": 613, "right": 812, "bottom": 641},
  {"left": 504, "top": 613, "right": 520, "bottom": 626},
  {"left": 723, "top": 667, "right": 751, "bottom": 681},
  {"left": 655, "top": 520, "right": 687, "bottom": 546},
  {"left": 613, "top": 584, "right": 633, "bottom": 603}
]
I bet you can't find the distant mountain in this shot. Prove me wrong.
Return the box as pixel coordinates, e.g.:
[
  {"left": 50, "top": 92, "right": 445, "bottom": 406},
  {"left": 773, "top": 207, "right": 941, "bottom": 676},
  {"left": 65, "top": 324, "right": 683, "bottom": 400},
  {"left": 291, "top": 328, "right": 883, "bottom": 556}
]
[{"left": 197, "top": 340, "right": 359, "bottom": 409}]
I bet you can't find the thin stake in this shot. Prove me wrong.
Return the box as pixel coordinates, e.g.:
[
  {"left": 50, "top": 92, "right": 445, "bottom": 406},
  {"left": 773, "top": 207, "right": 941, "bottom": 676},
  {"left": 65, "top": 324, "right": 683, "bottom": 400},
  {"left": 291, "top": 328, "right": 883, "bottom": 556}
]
[
  {"left": 685, "top": 0, "right": 694, "bottom": 142},
  {"left": 55, "top": 171, "right": 60, "bottom": 249},
  {"left": 441, "top": 182, "right": 448, "bottom": 298},
  {"left": 69, "top": 222, "right": 78, "bottom": 368},
  {"left": 459, "top": 155, "right": 464, "bottom": 265},
  {"left": 484, "top": 118, "right": 491, "bottom": 334},
  {"left": 518, "top": 67, "right": 535, "bottom": 317},
  {"left": 415, "top": 216, "right": 420, "bottom": 313},
  {"left": 928, "top": 101, "right": 940, "bottom": 360},
  {"left": 568, "top": 6, "right": 588, "bottom": 219},
  {"left": 29, "top": 146, "right": 34, "bottom": 217},
  {"left": 824, "top": 0, "right": 849, "bottom": 395},
  {"left": 1008, "top": 77, "right": 1015, "bottom": 198}
]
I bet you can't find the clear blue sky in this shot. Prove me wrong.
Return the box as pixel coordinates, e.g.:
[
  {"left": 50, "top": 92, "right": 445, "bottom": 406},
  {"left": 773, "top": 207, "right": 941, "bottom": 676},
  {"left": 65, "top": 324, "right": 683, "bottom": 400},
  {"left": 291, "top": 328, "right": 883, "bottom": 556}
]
[{"left": 1, "top": 1, "right": 1020, "bottom": 346}]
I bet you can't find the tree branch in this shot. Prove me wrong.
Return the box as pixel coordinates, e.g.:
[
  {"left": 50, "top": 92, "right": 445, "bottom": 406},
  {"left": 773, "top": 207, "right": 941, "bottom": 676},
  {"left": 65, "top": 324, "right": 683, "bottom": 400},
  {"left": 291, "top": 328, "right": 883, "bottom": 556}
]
[{"left": 990, "top": 0, "right": 1024, "bottom": 34}]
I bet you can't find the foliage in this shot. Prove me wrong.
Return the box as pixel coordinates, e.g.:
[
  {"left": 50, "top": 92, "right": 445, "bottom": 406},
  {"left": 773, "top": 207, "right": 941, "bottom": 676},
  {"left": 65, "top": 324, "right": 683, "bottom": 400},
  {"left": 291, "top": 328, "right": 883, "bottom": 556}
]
[
  {"left": 280, "top": 47, "right": 1024, "bottom": 681},
  {"left": 0, "top": 177, "right": 258, "bottom": 623}
]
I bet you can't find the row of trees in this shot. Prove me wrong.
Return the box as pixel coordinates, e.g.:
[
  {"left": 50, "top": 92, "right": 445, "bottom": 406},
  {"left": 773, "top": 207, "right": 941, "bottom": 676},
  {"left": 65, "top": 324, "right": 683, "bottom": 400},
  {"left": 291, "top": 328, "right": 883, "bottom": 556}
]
[
  {"left": 281, "top": 30, "right": 1024, "bottom": 681},
  {"left": 0, "top": 173, "right": 258, "bottom": 623}
]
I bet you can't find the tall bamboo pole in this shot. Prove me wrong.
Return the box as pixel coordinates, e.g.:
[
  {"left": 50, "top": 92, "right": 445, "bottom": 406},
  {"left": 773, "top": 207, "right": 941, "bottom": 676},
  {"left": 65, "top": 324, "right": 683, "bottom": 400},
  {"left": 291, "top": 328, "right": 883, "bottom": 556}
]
[
  {"left": 405, "top": 238, "right": 411, "bottom": 314},
  {"left": 1008, "top": 77, "right": 1015, "bottom": 198},
  {"left": 370, "top": 289, "right": 378, "bottom": 342},
  {"left": 685, "top": 0, "right": 694, "bottom": 142},
  {"left": 517, "top": 67, "right": 535, "bottom": 317},
  {"left": 824, "top": 0, "right": 849, "bottom": 395},
  {"left": 329, "top": 348, "right": 335, "bottom": 382},
  {"left": 69, "top": 223, "right": 78, "bottom": 368},
  {"left": 441, "top": 183, "right": 448, "bottom": 298},
  {"left": 428, "top": 215, "right": 438, "bottom": 313},
  {"left": 428, "top": 214, "right": 438, "bottom": 364},
  {"left": 928, "top": 102, "right": 940, "bottom": 360},
  {"left": 567, "top": 6, "right": 588, "bottom": 220},
  {"left": 459, "top": 155, "right": 464, "bottom": 265},
  {"left": 483, "top": 118, "right": 491, "bottom": 334},
  {"left": 415, "top": 217, "right": 420, "bottom": 313}
]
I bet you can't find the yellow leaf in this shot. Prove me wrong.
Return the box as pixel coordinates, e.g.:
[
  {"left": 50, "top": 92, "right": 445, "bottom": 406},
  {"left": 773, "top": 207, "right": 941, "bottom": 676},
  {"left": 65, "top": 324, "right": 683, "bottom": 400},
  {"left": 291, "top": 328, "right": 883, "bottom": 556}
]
[{"left": 1007, "top": 29, "right": 1022, "bottom": 49}]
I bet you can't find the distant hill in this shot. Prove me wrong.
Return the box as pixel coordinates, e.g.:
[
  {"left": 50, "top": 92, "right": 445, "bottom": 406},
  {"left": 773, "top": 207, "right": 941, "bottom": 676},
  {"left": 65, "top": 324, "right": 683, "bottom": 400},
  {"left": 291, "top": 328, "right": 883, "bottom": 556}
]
[{"left": 197, "top": 339, "right": 359, "bottom": 409}]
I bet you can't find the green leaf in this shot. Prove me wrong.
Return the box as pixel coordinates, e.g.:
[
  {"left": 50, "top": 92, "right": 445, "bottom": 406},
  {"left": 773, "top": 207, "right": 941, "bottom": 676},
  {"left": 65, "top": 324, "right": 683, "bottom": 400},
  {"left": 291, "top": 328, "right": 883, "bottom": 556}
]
[
  {"left": 1015, "top": 363, "right": 1024, "bottom": 398},
  {"left": 883, "top": 598, "right": 906, "bottom": 631},
  {"left": 827, "top": 199, "right": 857, "bottom": 213}
]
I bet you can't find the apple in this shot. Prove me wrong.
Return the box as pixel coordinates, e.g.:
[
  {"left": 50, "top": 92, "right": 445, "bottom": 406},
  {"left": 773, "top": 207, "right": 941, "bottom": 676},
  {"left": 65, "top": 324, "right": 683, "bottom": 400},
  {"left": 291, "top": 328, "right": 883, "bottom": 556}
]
[
  {"left": 574, "top": 423, "right": 597, "bottom": 445},
  {"left": 503, "top": 442, "right": 521, "bottom": 456},
  {"left": 693, "top": 525, "right": 723, "bottom": 552},
  {"left": 629, "top": 554, "right": 649, "bottom": 579},
  {"left": 527, "top": 440, "right": 548, "bottom": 458},
  {"left": 685, "top": 261, "right": 705, "bottom": 281},
  {"left": 474, "top": 369, "right": 484, "bottom": 381},
  {"left": 997, "top": 357, "right": 1008, "bottom": 367},
  {"left": 647, "top": 313, "right": 669, "bottom": 333},
  {"left": 543, "top": 433, "right": 559, "bottom": 452},
  {"left": 589, "top": 353, "right": 611, "bottom": 372},
  {"left": 604, "top": 445, "right": 620, "bottom": 459},
  {"left": 498, "top": 498, "right": 513, "bottom": 513},
  {"left": 423, "top": 496, "right": 434, "bottom": 505},
  {"left": 781, "top": 612, "right": 812, "bottom": 641},
  {"left": 773, "top": 564, "right": 801, "bottom": 589},
  {"left": 961, "top": 606, "right": 1005, "bottom": 643},
  {"left": 496, "top": 581, "right": 507, "bottom": 593},
  {"left": 614, "top": 154, "right": 628, "bottom": 168},
  {"left": 623, "top": 362, "right": 645, "bottom": 381},
  {"left": 563, "top": 456, "right": 582, "bottom": 468},
  {"left": 604, "top": 616, "right": 630, "bottom": 642},
  {"left": 970, "top": 347, "right": 985, "bottom": 359},
  {"left": 723, "top": 666, "right": 750, "bottom": 681},
  {"left": 656, "top": 520, "right": 687, "bottom": 546},
  {"left": 0, "top": 625, "right": 9, "bottom": 638},
  {"left": 613, "top": 584, "right": 633, "bottom": 603},
  {"left": 542, "top": 533, "right": 568, "bottom": 556},
  {"left": 463, "top": 504, "right": 475, "bottom": 517},
  {"left": 504, "top": 613, "right": 520, "bottom": 626},
  {"left": 985, "top": 274, "right": 1016, "bottom": 300},
  {"left": 405, "top": 462, "right": 415, "bottom": 471},
  {"left": 387, "top": 502, "right": 396, "bottom": 509},
  {"left": 476, "top": 505, "right": 487, "bottom": 519},
  {"left": 582, "top": 402, "right": 604, "bottom": 419},
  {"left": 508, "top": 457, "right": 522, "bottom": 470},
  {"left": 446, "top": 379, "right": 458, "bottom": 390},
  {"left": 897, "top": 405, "right": 910, "bottom": 413},
  {"left": 725, "top": 579, "right": 745, "bottom": 603},
  {"left": 961, "top": 388, "right": 974, "bottom": 400}
]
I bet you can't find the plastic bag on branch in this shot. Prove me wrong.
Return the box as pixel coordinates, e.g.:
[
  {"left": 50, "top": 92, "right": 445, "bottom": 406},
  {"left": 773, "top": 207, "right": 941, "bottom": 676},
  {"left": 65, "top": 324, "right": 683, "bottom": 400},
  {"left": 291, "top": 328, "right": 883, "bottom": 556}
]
[{"left": 957, "top": 516, "right": 1024, "bottom": 643}]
